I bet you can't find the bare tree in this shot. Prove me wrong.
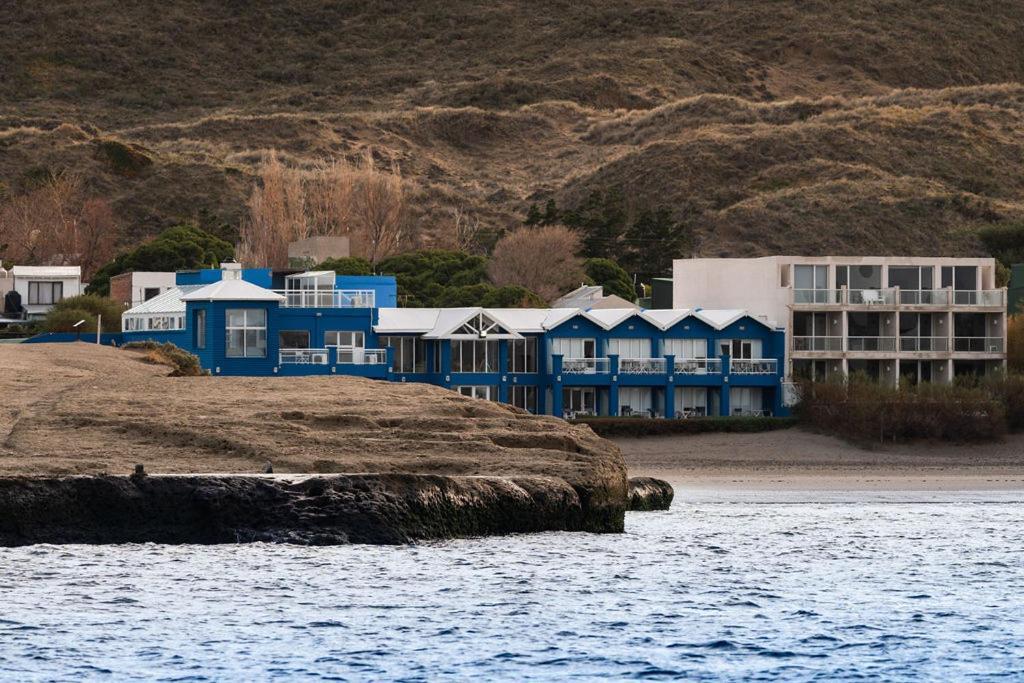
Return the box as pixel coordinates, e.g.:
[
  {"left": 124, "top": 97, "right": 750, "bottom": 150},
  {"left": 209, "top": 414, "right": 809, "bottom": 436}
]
[
  {"left": 488, "top": 225, "right": 585, "bottom": 302},
  {"left": 238, "top": 151, "right": 308, "bottom": 268},
  {"left": 449, "top": 206, "right": 486, "bottom": 254},
  {"left": 353, "top": 152, "right": 408, "bottom": 265}
]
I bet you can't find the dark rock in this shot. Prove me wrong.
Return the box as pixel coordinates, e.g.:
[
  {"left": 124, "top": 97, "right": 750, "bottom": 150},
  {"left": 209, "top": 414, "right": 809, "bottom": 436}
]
[
  {"left": 627, "top": 477, "right": 674, "bottom": 511},
  {"left": 262, "top": 462, "right": 274, "bottom": 474},
  {"left": 0, "top": 473, "right": 614, "bottom": 546}
]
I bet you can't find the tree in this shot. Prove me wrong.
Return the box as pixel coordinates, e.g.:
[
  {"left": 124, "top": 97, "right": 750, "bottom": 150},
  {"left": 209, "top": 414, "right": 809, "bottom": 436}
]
[
  {"left": 1009, "top": 315, "right": 1024, "bottom": 373},
  {"left": 978, "top": 221, "right": 1024, "bottom": 269},
  {"left": 622, "top": 207, "right": 691, "bottom": 280},
  {"left": 584, "top": 258, "right": 635, "bottom": 301},
  {"left": 42, "top": 294, "right": 124, "bottom": 333},
  {"left": 560, "top": 189, "right": 629, "bottom": 260},
  {"left": 238, "top": 151, "right": 307, "bottom": 268},
  {"left": 316, "top": 256, "right": 374, "bottom": 275},
  {"left": 87, "top": 224, "right": 233, "bottom": 296},
  {"left": 488, "top": 225, "right": 586, "bottom": 302},
  {"left": 0, "top": 170, "right": 123, "bottom": 279}
]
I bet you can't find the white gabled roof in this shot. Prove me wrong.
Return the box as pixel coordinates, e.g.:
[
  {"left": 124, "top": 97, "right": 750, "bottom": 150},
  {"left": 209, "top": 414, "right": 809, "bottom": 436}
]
[
  {"left": 122, "top": 286, "right": 203, "bottom": 316},
  {"left": 180, "top": 279, "right": 286, "bottom": 303},
  {"left": 373, "top": 306, "right": 776, "bottom": 335}
]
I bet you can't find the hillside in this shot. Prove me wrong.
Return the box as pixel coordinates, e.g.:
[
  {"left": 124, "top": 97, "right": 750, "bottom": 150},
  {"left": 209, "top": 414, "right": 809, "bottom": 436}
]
[{"left": 2, "top": 1, "right": 1024, "bottom": 257}]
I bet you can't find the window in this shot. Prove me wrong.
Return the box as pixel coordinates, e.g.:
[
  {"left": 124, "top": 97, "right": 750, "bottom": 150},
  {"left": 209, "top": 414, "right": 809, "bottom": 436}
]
[
  {"left": 226, "top": 308, "right": 267, "bottom": 358},
  {"left": 195, "top": 309, "right": 206, "bottom": 349},
  {"left": 718, "top": 339, "right": 759, "bottom": 358},
  {"left": 731, "top": 387, "right": 765, "bottom": 416},
  {"left": 380, "top": 336, "right": 426, "bottom": 373},
  {"left": 508, "top": 338, "right": 538, "bottom": 373},
  {"left": 563, "top": 387, "right": 596, "bottom": 416},
  {"left": 663, "top": 338, "right": 707, "bottom": 359},
  {"left": 279, "top": 330, "right": 310, "bottom": 349},
  {"left": 326, "top": 331, "right": 365, "bottom": 362},
  {"left": 794, "top": 265, "right": 829, "bottom": 303},
  {"left": 452, "top": 339, "right": 499, "bottom": 373},
  {"left": 454, "top": 385, "right": 499, "bottom": 401},
  {"left": 675, "top": 387, "right": 708, "bottom": 417},
  {"left": 147, "top": 315, "right": 184, "bottom": 331},
  {"left": 606, "top": 338, "right": 650, "bottom": 359},
  {"left": 143, "top": 287, "right": 161, "bottom": 301},
  {"left": 28, "top": 281, "right": 63, "bottom": 305},
  {"left": 836, "top": 265, "right": 881, "bottom": 290},
  {"left": 942, "top": 266, "right": 978, "bottom": 290},
  {"left": 888, "top": 266, "right": 933, "bottom": 291},
  {"left": 509, "top": 385, "right": 537, "bottom": 413}
]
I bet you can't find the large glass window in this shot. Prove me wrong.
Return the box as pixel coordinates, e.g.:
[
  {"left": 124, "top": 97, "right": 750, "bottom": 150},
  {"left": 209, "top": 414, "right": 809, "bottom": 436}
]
[
  {"left": 508, "top": 338, "right": 538, "bottom": 373},
  {"left": 836, "top": 265, "right": 881, "bottom": 289},
  {"left": 562, "top": 388, "right": 596, "bottom": 416},
  {"left": 509, "top": 385, "right": 537, "bottom": 413},
  {"left": 380, "top": 336, "right": 426, "bottom": 373},
  {"left": 454, "top": 385, "right": 499, "bottom": 401},
  {"left": 606, "top": 338, "right": 651, "bottom": 359},
  {"left": 942, "top": 266, "right": 978, "bottom": 290},
  {"left": 326, "top": 331, "right": 365, "bottom": 362},
  {"left": 662, "top": 338, "right": 707, "bottom": 359},
  {"left": 793, "top": 265, "right": 829, "bottom": 303},
  {"left": 226, "top": 308, "right": 267, "bottom": 358},
  {"left": 452, "top": 339, "right": 499, "bottom": 373},
  {"left": 194, "top": 309, "right": 206, "bottom": 349},
  {"left": 888, "top": 266, "right": 933, "bottom": 291},
  {"left": 28, "top": 281, "right": 63, "bottom": 305}
]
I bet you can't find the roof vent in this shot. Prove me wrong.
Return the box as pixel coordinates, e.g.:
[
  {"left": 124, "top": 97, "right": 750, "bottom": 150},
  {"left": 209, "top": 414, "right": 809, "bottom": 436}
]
[{"left": 220, "top": 260, "right": 242, "bottom": 280}]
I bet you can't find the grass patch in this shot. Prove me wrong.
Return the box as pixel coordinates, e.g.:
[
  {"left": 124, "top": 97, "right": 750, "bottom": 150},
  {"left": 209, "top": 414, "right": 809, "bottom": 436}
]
[
  {"left": 94, "top": 139, "right": 152, "bottom": 177},
  {"left": 123, "top": 341, "right": 205, "bottom": 377},
  {"left": 571, "top": 415, "right": 797, "bottom": 438}
]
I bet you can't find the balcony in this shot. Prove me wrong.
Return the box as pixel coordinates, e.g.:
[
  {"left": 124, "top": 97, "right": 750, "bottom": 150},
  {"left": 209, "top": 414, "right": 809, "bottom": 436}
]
[
  {"left": 899, "top": 336, "right": 949, "bottom": 352},
  {"left": 953, "top": 337, "right": 1004, "bottom": 353},
  {"left": 729, "top": 358, "right": 778, "bottom": 375},
  {"left": 899, "top": 289, "right": 949, "bottom": 306},
  {"left": 274, "top": 289, "right": 376, "bottom": 308},
  {"left": 619, "top": 357, "right": 667, "bottom": 375},
  {"left": 953, "top": 290, "right": 1005, "bottom": 307},
  {"left": 846, "top": 336, "right": 896, "bottom": 352},
  {"left": 674, "top": 358, "right": 723, "bottom": 374},
  {"left": 279, "top": 348, "right": 329, "bottom": 365},
  {"left": 847, "top": 288, "right": 898, "bottom": 306},
  {"left": 337, "top": 348, "right": 388, "bottom": 364},
  {"left": 793, "top": 336, "right": 843, "bottom": 352},
  {"left": 793, "top": 289, "right": 842, "bottom": 305},
  {"left": 562, "top": 357, "right": 610, "bottom": 375}
]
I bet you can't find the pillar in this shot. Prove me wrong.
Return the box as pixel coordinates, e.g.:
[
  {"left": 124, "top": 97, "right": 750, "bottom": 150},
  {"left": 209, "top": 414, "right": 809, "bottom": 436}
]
[
  {"left": 664, "top": 354, "right": 676, "bottom": 419},
  {"left": 720, "top": 352, "right": 731, "bottom": 417},
  {"left": 440, "top": 340, "right": 452, "bottom": 388},
  {"left": 498, "top": 341, "right": 510, "bottom": 404},
  {"left": 552, "top": 354, "right": 564, "bottom": 418},
  {"left": 608, "top": 354, "right": 619, "bottom": 417}
]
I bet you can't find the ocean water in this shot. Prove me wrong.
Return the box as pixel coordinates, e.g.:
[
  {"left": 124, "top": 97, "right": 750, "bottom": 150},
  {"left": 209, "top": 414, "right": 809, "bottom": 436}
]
[{"left": 2, "top": 489, "right": 1023, "bottom": 681}]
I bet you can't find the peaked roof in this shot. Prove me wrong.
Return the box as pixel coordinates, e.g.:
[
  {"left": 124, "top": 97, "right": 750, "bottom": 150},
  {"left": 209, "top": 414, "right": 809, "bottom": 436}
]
[
  {"left": 122, "top": 285, "right": 204, "bottom": 316},
  {"left": 180, "top": 279, "right": 286, "bottom": 302}
]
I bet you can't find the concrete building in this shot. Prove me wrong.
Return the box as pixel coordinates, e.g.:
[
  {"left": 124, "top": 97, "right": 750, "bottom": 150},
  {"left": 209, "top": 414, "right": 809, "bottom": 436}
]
[
  {"left": 5, "top": 265, "right": 83, "bottom": 320},
  {"left": 94, "top": 264, "right": 792, "bottom": 419},
  {"left": 109, "top": 271, "right": 177, "bottom": 308},
  {"left": 673, "top": 256, "right": 1007, "bottom": 384},
  {"left": 551, "top": 285, "right": 638, "bottom": 310}
]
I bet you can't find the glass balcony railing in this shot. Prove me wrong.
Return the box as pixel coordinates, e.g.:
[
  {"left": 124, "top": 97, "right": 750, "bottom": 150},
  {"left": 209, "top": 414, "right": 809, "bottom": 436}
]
[
  {"left": 279, "top": 348, "right": 330, "bottom": 365},
  {"left": 953, "top": 337, "right": 1004, "bottom": 353},
  {"left": 674, "top": 358, "right": 723, "bottom": 374},
  {"left": 792, "top": 336, "right": 843, "bottom": 352},
  {"left": 898, "top": 337, "right": 949, "bottom": 352},
  {"left": 846, "top": 336, "right": 897, "bottom": 352}
]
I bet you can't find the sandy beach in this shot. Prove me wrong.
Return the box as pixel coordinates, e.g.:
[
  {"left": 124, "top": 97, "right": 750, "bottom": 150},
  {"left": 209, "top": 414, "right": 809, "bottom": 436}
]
[{"left": 615, "top": 429, "right": 1024, "bottom": 491}]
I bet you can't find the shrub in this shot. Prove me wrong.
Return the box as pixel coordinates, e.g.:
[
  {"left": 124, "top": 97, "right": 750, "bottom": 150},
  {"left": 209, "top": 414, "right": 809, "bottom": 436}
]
[
  {"left": 42, "top": 294, "right": 124, "bottom": 332},
  {"left": 584, "top": 258, "right": 635, "bottom": 302},
  {"left": 571, "top": 415, "right": 797, "bottom": 438},
  {"left": 94, "top": 139, "right": 153, "bottom": 177},
  {"left": 317, "top": 256, "right": 374, "bottom": 275},
  {"left": 123, "top": 341, "right": 205, "bottom": 376},
  {"left": 488, "top": 225, "right": 585, "bottom": 302},
  {"left": 978, "top": 221, "right": 1024, "bottom": 269}
]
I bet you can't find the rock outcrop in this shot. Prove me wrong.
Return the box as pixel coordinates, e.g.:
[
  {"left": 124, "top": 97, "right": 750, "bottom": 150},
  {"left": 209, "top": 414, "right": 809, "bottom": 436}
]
[{"left": 627, "top": 477, "right": 674, "bottom": 511}]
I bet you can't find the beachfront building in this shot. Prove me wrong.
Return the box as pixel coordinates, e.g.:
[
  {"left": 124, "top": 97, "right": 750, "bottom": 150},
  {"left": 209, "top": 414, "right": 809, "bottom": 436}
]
[
  {"left": 2, "top": 265, "right": 84, "bottom": 320},
  {"left": 673, "top": 256, "right": 1008, "bottom": 385},
  {"left": 117, "top": 263, "right": 789, "bottom": 418},
  {"left": 109, "top": 271, "right": 177, "bottom": 308}
]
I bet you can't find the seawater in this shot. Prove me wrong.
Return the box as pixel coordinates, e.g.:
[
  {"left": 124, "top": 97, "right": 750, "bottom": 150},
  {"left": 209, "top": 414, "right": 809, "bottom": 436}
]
[{"left": 2, "top": 489, "right": 1023, "bottom": 681}]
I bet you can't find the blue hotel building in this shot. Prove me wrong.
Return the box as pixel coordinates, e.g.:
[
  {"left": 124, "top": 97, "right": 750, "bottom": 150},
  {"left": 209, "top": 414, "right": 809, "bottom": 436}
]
[{"left": 118, "top": 263, "right": 789, "bottom": 419}]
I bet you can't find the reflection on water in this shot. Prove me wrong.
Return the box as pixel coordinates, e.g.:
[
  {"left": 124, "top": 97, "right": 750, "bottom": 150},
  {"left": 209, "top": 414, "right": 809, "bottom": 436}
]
[{"left": 2, "top": 490, "right": 1023, "bottom": 681}]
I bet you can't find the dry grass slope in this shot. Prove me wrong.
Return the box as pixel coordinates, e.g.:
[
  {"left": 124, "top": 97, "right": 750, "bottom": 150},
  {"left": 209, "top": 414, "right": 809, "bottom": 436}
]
[{"left": 2, "top": 1, "right": 1023, "bottom": 255}]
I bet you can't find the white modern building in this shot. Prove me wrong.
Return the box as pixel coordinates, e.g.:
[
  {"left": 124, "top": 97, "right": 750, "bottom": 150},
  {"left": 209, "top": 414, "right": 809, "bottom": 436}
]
[
  {"left": 5, "top": 265, "right": 84, "bottom": 320},
  {"left": 673, "top": 256, "right": 1007, "bottom": 385},
  {"left": 108, "top": 271, "right": 177, "bottom": 308}
]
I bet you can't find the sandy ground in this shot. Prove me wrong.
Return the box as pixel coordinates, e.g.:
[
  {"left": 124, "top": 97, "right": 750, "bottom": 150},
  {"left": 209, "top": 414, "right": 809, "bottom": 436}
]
[
  {"left": 0, "top": 344, "right": 624, "bottom": 498},
  {"left": 615, "top": 430, "right": 1024, "bottom": 492}
]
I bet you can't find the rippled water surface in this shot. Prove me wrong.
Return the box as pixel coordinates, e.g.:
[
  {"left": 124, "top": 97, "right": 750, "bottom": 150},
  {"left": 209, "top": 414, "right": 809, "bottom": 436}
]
[{"left": 3, "top": 490, "right": 1024, "bottom": 681}]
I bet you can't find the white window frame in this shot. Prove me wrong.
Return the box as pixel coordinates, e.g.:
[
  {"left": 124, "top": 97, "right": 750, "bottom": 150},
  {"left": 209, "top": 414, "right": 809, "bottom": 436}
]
[
  {"left": 28, "top": 281, "right": 63, "bottom": 306},
  {"left": 225, "top": 308, "right": 267, "bottom": 358},
  {"left": 454, "top": 385, "right": 499, "bottom": 401},
  {"left": 452, "top": 339, "right": 499, "bottom": 373},
  {"left": 509, "top": 385, "right": 537, "bottom": 412},
  {"left": 195, "top": 309, "right": 207, "bottom": 349},
  {"left": 508, "top": 338, "right": 538, "bottom": 374}
]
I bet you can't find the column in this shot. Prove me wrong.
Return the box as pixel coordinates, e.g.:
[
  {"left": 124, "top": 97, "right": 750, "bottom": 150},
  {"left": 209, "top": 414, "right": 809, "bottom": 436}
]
[
  {"left": 608, "top": 354, "right": 619, "bottom": 417},
  {"left": 551, "top": 354, "right": 564, "bottom": 418},
  {"left": 720, "top": 352, "right": 731, "bottom": 417},
  {"left": 440, "top": 340, "right": 452, "bottom": 388},
  {"left": 664, "top": 354, "right": 676, "bottom": 419},
  {"left": 498, "top": 341, "right": 510, "bottom": 404}
]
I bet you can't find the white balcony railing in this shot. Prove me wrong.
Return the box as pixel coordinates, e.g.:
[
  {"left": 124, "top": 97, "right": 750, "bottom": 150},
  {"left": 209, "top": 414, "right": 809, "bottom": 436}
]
[
  {"left": 279, "top": 348, "right": 329, "bottom": 365},
  {"left": 336, "top": 348, "right": 388, "bottom": 364},
  {"left": 674, "top": 357, "right": 723, "bottom": 374},
  {"left": 846, "top": 336, "right": 897, "bottom": 352},
  {"left": 793, "top": 289, "right": 843, "bottom": 305},
  {"left": 899, "top": 290, "right": 950, "bottom": 306},
  {"left": 953, "top": 290, "right": 1005, "bottom": 307},
  {"left": 618, "top": 357, "right": 667, "bottom": 375},
  {"left": 847, "top": 288, "right": 897, "bottom": 306},
  {"left": 274, "top": 289, "right": 376, "bottom": 308},
  {"left": 562, "top": 357, "right": 610, "bottom": 374},
  {"left": 953, "top": 337, "right": 1004, "bottom": 353},
  {"left": 899, "top": 336, "right": 949, "bottom": 352},
  {"left": 792, "top": 336, "right": 843, "bottom": 352},
  {"left": 729, "top": 358, "right": 778, "bottom": 374}
]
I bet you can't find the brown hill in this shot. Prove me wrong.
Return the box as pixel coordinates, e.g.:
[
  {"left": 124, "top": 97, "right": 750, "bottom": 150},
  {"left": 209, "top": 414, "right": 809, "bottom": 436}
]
[{"left": 2, "top": 1, "right": 1023, "bottom": 256}]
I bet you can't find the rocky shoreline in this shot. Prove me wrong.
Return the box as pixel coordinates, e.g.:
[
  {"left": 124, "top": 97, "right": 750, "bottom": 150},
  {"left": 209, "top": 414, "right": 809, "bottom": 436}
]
[{"left": 0, "top": 472, "right": 634, "bottom": 546}]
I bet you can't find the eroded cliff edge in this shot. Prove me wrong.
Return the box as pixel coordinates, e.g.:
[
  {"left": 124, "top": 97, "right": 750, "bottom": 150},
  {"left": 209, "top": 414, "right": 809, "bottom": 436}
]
[{"left": 0, "top": 345, "right": 627, "bottom": 544}]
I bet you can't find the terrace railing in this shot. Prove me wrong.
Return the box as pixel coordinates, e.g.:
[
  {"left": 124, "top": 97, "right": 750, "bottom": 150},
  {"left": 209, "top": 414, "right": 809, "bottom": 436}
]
[
  {"left": 562, "top": 357, "right": 610, "bottom": 375},
  {"left": 336, "top": 348, "right": 388, "bottom": 364},
  {"left": 729, "top": 358, "right": 778, "bottom": 375},
  {"left": 793, "top": 289, "right": 843, "bottom": 305},
  {"left": 792, "top": 336, "right": 843, "bottom": 352},
  {"left": 899, "top": 289, "right": 950, "bottom": 306},
  {"left": 275, "top": 289, "right": 376, "bottom": 308},
  {"left": 847, "top": 288, "right": 898, "bottom": 306},
  {"left": 953, "top": 290, "right": 1005, "bottom": 307},
  {"left": 618, "top": 357, "right": 667, "bottom": 375},
  {"left": 953, "top": 337, "right": 1004, "bottom": 353},
  {"left": 279, "top": 348, "right": 330, "bottom": 365},
  {"left": 846, "top": 336, "right": 897, "bottom": 352},
  {"left": 674, "top": 357, "right": 723, "bottom": 375},
  {"left": 899, "top": 336, "right": 949, "bottom": 352}
]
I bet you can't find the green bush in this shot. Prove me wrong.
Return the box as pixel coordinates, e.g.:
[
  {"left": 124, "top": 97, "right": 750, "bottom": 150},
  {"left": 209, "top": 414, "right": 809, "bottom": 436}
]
[
  {"left": 584, "top": 258, "right": 635, "bottom": 302},
  {"left": 978, "top": 221, "right": 1024, "bottom": 268},
  {"left": 123, "top": 341, "right": 205, "bottom": 376},
  {"left": 88, "top": 224, "right": 234, "bottom": 296},
  {"left": 42, "top": 294, "right": 124, "bottom": 332},
  {"left": 94, "top": 139, "right": 153, "bottom": 177},
  {"left": 316, "top": 256, "right": 374, "bottom": 275},
  {"left": 571, "top": 415, "right": 797, "bottom": 438}
]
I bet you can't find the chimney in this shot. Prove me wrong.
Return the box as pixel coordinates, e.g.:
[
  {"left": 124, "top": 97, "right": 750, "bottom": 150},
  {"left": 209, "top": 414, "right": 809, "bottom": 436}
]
[{"left": 220, "top": 261, "right": 242, "bottom": 280}]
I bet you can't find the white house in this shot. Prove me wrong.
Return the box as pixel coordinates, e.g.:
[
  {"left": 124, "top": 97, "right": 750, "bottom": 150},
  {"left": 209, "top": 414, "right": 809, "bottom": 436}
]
[
  {"left": 108, "top": 271, "right": 177, "bottom": 308},
  {"left": 8, "top": 265, "right": 83, "bottom": 320}
]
